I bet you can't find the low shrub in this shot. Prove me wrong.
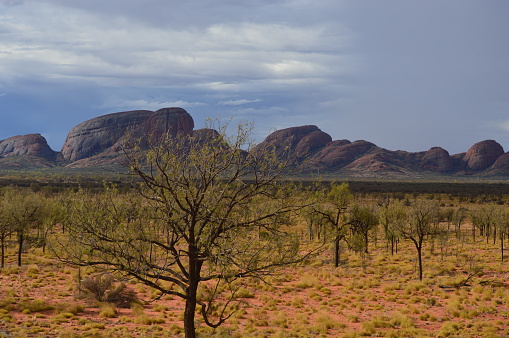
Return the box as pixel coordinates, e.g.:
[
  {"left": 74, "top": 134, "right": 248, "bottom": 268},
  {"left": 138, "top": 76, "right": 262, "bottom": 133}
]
[
  {"left": 80, "top": 274, "right": 138, "bottom": 307},
  {"left": 19, "top": 299, "right": 54, "bottom": 314}
]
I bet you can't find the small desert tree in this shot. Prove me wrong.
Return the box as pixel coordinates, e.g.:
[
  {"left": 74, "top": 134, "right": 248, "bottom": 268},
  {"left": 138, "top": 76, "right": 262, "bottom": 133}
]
[
  {"left": 378, "top": 198, "right": 405, "bottom": 255},
  {"left": 3, "top": 188, "right": 45, "bottom": 266},
  {"left": 451, "top": 207, "right": 467, "bottom": 240},
  {"left": 55, "top": 120, "right": 314, "bottom": 338},
  {"left": 348, "top": 203, "right": 379, "bottom": 254},
  {"left": 0, "top": 194, "right": 14, "bottom": 268},
  {"left": 311, "top": 183, "right": 352, "bottom": 267},
  {"left": 393, "top": 200, "right": 439, "bottom": 280},
  {"left": 471, "top": 204, "right": 497, "bottom": 243},
  {"left": 494, "top": 206, "right": 509, "bottom": 261}
]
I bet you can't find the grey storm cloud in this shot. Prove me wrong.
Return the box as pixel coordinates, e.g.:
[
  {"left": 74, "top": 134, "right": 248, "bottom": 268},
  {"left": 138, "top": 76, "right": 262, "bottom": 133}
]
[{"left": 0, "top": 0, "right": 508, "bottom": 154}]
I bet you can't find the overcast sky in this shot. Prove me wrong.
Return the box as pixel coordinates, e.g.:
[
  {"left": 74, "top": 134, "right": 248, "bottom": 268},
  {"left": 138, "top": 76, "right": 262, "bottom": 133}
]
[{"left": 1, "top": 0, "right": 508, "bottom": 155}]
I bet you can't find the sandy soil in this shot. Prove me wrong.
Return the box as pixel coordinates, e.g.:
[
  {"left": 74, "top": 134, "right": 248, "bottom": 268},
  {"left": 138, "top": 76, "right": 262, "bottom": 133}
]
[{"left": 1, "top": 237, "right": 509, "bottom": 337}]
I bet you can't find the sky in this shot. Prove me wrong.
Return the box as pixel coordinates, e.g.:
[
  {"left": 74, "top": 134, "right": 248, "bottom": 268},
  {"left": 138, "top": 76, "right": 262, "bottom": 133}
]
[{"left": 1, "top": 0, "right": 508, "bottom": 155}]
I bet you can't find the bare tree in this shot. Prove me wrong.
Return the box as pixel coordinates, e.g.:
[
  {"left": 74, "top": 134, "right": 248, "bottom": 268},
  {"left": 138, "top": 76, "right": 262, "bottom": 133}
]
[{"left": 55, "top": 120, "right": 315, "bottom": 338}]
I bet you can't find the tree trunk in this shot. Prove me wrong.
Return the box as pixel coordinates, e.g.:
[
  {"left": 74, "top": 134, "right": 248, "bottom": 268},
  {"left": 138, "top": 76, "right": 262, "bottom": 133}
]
[
  {"left": 364, "top": 232, "right": 369, "bottom": 254},
  {"left": 416, "top": 245, "right": 423, "bottom": 281},
  {"left": 501, "top": 235, "right": 504, "bottom": 262},
  {"left": 184, "top": 242, "right": 202, "bottom": 338},
  {"left": 334, "top": 236, "right": 340, "bottom": 267},
  {"left": 184, "top": 284, "right": 198, "bottom": 338},
  {"left": 17, "top": 231, "right": 24, "bottom": 267},
  {"left": 1, "top": 236, "right": 5, "bottom": 268}
]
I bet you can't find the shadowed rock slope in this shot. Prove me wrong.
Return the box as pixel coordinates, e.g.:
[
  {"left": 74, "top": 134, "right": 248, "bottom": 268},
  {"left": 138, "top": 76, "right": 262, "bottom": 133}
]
[{"left": 2, "top": 108, "right": 509, "bottom": 177}]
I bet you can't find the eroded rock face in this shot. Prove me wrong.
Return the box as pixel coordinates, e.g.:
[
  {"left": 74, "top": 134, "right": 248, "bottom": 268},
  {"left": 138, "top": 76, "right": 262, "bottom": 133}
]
[
  {"left": 0, "top": 134, "right": 55, "bottom": 158},
  {"left": 61, "top": 108, "right": 194, "bottom": 162},
  {"left": 294, "top": 130, "right": 333, "bottom": 156},
  {"left": 420, "top": 147, "right": 454, "bottom": 172},
  {"left": 142, "top": 108, "right": 195, "bottom": 140},
  {"left": 463, "top": 140, "right": 504, "bottom": 171},
  {"left": 306, "top": 140, "right": 376, "bottom": 169},
  {"left": 253, "top": 125, "right": 332, "bottom": 161}
]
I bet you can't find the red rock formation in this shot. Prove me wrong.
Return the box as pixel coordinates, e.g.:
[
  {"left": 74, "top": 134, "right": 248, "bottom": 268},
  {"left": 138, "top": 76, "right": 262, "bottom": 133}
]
[
  {"left": 294, "top": 130, "right": 333, "bottom": 156},
  {"left": 252, "top": 125, "right": 332, "bottom": 162},
  {"left": 0, "top": 134, "right": 55, "bottom": 158},
  {"left": 306, "top": 140, "right": 375, "bottom": 169},
  {"left": 143, "top": 108, "right": 195, "bottom": 140},
  {"left": 420, "top": 147, "right": 454, "bottom": 172},
  {"left": 491, "top": 152, "right": 509, "bottom": 171},
  {"left": 462, "top": 140, "right": 504, "bottom": 171},
  {"left": 61, "top": 108, "right": 194, "bottom": 163},
  {"left": 3, "top": 107, "right": 509, "bottom": 177}
]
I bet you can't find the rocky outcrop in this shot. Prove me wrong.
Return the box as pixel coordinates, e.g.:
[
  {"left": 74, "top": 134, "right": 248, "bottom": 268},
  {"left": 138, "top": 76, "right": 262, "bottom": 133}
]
[
  {"left": 462, "top": 140, "right": 504, "bottom": 171},
  {"left": 305, "top": 140, "right": 376, "bottom": 170},
  {"left": 61, "top": 110, "right": 153, "bottom": 162},
  {"left": 191, "top": 128, "right": 230, "bottom": 150},
  {"left": 141, "top": 108, "right": 195, "bottom": 141},
  {"left": 61, "top": 108, "right": 194, "bottom": 162},
  {"left": 0, "top": 134, "right": 55, "bottom": 159},
  {"left": 420, "top": 147, "right": 454, "bottom": 172},
  {"left": 3, "top": 109, "right": 509, "bottom": 177},
  {"left": 490, "top": 152, "right": 509, "bottom": 171},
  {"left": 253, "top": 125, "right": 332, "bottom": 162}
]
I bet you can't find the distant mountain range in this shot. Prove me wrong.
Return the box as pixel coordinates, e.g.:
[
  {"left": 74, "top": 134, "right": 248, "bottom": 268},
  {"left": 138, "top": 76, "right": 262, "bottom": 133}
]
[{"left": 1, "top": 107, "right": 509, "bottom": 178}]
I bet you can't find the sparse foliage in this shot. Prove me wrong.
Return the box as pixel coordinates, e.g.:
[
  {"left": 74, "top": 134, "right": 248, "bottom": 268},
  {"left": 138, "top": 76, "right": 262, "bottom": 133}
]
[
  {"left": 311, "top": 183, "right": 352, "bottom": 267},
  {"left": 391, "top": 199, "right": 439, "bottom": 280}
]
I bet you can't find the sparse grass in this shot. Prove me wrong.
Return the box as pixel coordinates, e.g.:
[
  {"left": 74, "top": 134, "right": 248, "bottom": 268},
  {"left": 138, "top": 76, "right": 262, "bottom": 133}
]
[
  {"left": 99, "top": 302, "right": 118, "bottom": 318},
  {"left": 2, "top": 194, "right": 509, "bottom": 337},
  {"left": 18, "top": 299, "right": 54, "bottom": 314},
  {"left": 134, "top": 314, "right": 166, "bottom": 325}
]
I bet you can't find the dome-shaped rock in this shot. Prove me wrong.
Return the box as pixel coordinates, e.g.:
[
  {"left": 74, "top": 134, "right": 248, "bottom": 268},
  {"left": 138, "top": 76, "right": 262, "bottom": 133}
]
[
  {"left": 61, "top": 108, "right": 194, "bottom": 162},
  {"left": 252, "top": 125, "right": 331, "bottom": 162},
  {"left": 294, "top": 130, "right": 332, "bottom": 156},
  {"left": 491, "top": 152, "right": 509, "bottom": 171},
  {"left": 420, "top": 147, "right": 454, "bottom": 172},
  {"left": 463, "top": 140, "right": 504, "bottom": 171},
  {"left": 143, "top": 108, "right": 195, "bottom": 140},
  {"left": 0, "top": 134, "right": 55, "bottom": 158}
]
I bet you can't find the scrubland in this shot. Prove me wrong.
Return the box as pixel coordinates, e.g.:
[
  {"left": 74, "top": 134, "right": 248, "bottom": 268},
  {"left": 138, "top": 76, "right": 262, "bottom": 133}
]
[
  {"left": 1, "top": 189, "right": 509, "bottom": 337},
  {"left": 0, "top": 185, "right": 509, "bottom": 337}
]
